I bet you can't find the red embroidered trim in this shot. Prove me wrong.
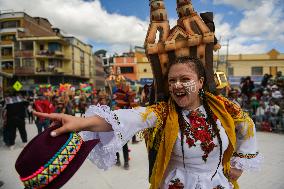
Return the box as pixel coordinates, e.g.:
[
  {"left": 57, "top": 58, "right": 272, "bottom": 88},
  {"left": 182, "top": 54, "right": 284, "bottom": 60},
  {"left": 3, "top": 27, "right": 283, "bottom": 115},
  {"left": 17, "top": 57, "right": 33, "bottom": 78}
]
[
  {"left": 181, "top": 110, "right": 217, "bottom": 162},
  {"left": 168, "top": 178, "right": 184, "bottom": 189}
]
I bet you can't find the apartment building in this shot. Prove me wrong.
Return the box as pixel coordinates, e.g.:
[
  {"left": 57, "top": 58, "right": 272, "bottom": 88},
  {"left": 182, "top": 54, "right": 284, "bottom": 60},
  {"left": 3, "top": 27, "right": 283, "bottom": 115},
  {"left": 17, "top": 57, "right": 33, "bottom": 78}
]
[
  {"left": 0, "top": 11, "right": 97, "bottom": 93},
  {"left": 112, "top": 51, "right": 137, "bottom": 81}
]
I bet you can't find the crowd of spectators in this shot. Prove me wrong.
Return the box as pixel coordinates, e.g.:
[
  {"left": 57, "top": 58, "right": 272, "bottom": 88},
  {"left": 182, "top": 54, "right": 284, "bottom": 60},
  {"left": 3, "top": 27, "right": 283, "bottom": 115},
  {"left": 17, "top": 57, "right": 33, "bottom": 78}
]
[{"left": 228, "top": 72, "right": 284, "bottom": 132}]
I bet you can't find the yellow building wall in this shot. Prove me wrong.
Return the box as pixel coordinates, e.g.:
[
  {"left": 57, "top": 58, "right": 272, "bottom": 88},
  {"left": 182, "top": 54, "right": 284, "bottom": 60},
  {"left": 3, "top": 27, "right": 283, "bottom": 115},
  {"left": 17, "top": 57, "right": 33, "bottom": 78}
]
[
  {"left": 137, "top": 62, "right": 153, "bottom": 80},
  {"left": 135, "top": 52, "right": 153, "bottom": 80},
  {"left": 73, "top": 46, "right": 81, "bottom": 76},
  {"left": 71, "top": 38, "right": 92, "bottom": 78},
  {"left": 214, "top": 49, "right": 284, "bottom": 77},
  {"left": 32, "top": 39, "right": 73, "bottom": 74},
  {"left": 63, "top": 46, "right": 72, "bottom": 74}
]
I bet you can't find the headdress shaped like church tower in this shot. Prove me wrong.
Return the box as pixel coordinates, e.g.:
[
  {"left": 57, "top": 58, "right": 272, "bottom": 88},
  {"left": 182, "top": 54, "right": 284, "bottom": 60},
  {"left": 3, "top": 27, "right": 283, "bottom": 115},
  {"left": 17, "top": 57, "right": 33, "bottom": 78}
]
[{"left": 145, "top": 0, "right": 221, "bottom": 102}]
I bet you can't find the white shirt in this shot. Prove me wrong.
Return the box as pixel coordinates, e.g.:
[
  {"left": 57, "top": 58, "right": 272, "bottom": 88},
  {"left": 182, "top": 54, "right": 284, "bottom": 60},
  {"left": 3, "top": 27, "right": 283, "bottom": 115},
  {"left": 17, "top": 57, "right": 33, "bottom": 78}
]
[
  {"left": 80, "top": 104, "right": 261, "bottom": 189},
  {"left": 265, "top": 104, "right": 280, "bottom": 115}
]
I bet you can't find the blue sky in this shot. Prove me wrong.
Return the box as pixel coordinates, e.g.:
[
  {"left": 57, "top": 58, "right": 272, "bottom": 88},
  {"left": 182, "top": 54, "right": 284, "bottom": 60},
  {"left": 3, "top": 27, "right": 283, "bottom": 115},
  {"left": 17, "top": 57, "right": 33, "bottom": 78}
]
[{"left": 1, "top": 0, "right": 283, "bottom": 55}]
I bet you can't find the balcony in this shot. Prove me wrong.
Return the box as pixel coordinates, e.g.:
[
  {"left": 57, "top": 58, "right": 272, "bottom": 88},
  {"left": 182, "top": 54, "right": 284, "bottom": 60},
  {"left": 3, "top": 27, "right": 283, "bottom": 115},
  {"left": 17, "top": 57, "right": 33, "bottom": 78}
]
[
  {"left": 0, "top": 28, "right": 24, "bottom": 33},
  {"left": 36, "top": 67, "right": 64, "bottom": 75},
  {"left": 14, "top": 50, "right": 33, "bottom": 58},
  {"left": 36, "top": 50, "right": 68, "bottom": 60},
  {"left": 0, "top": 40, "right": 13, "bottom": 45},
  {"left": 1, "top": 54, "right": 13, "bottom": 60},
  {"left": 1, "top": 68, "right": 13, "bottom": 74},
  {"left": 14, "top": 67, "right": 35, "bottom": 75}
]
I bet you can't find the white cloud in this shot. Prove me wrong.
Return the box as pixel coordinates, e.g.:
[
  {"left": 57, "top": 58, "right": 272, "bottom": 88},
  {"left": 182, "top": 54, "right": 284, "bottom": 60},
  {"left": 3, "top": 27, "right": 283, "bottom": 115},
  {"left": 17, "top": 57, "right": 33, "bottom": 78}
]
[
  {"left": 214, "top": 14, "right": 234, "bottom": 40},
  {"left": 214, "top": 13, "right": 268, "bottom": 54},
  {"left": 213, "top": 0, "right": 284, "bottom": 54},
  {"left": 237, "top": 0, "right": 284, "bottom": 43},
  {"left": 1, "top": 0, "right": 283, "bottom": 54},
  {"left": 0, "top": 0, "right": 149, "bottom": 50},
  {"left": 213, "top": 0, "right": 261, "bottom": 10}
]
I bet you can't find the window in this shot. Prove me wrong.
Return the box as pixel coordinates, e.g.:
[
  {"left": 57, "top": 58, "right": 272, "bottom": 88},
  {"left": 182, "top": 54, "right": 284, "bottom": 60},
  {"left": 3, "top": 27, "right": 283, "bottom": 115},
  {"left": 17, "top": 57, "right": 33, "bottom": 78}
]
[
  {"left": 48, "top": 42, "right": 61, "bottom": 52},
  {"left": 80, "top": 63, "right": 85, "bottom": 76},
  {"left": 1, "top": 34, "right": 15, "bottom": 41},
  {"left": 15, "top": 58, "right": 21, "bottom": 68},
  {"left": 80, "top": 50, "right": 84, "bottom": 58},
  {"left": 0, "top": 20, "right": 20, "bottom": 29},
  {"left": 22, "top": 41, "right": 33, "bottom": 51},
  {"left": 39, "top": 44, "right": 44, "bottom": 51},
  {"left": 120, "top": 67, "right": 134, "bottom": 73},
  {"left": 80, "top": 50, "right": 84, "bottom": 63},
  {"left": 22, "top": 58, "right": 34, "bottom": 67},
  {"left": 39, "top": 60, "right": 45, "bottom": 71},
  {"left": 251, "top": 67, "right": 263, "bottom": 76},
  {"left": 1, "top": 47, "right": 13, "bottom": 56},
  {"left": 228, "top": 67, "right": 234, "bottom": 76},
  {"left": 143, "top": 68, "right": 147, "bottom": 73},
  {"left": 185, "top": 8, "right": 190, "bottom": 15},
  {"left": 48, "top": 59, "right": 62, "bottom": 68},
  {"left": 14, "top": 41, "right": 20, "bottom": 51},
  {"left": 1, "top": 61, "right": 13, "bottom": 69},
  {"left": 219, "top": 55, "right": 226, "bottom": 64}
]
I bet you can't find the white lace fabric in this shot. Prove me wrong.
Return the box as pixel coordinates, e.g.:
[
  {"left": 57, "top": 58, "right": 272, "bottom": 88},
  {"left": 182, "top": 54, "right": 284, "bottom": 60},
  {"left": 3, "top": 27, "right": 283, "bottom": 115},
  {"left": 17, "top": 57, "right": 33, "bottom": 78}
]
[
  {"left": 230, "top": 153, "right": 263, "bottom": 171},
  {"left": 79, "top": 105, "right": 126, "bottom": 170}
]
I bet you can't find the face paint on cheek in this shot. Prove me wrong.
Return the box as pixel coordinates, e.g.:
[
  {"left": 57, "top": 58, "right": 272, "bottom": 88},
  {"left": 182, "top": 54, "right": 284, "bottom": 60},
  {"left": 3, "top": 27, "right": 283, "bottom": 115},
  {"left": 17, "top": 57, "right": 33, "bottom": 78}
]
[
  {"left": 182, "top": 81, "right": 197, "bottom": 95},
  {"left": 174, "top": 81, "right": 182, "bottom": 88},
  {"left": 169, "top": 81, "right": 183, "bottom": 92}
]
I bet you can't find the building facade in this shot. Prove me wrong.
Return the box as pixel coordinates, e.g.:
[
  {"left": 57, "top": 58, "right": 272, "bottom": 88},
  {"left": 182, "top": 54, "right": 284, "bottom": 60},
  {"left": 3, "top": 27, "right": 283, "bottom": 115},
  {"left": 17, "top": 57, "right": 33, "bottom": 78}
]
[
  {"left": 92, "top": 54, "right": 105, "bottom": 89},
  {"left": 214, "top": 49, "right": 284, "bottom": 85},
  {"left": 135, "top": 46, "right": 153, "bottom": 85},
  {"left": 0, "top": 11, "right": 95, "bottom": 93},
  {"left": 112, "top": 52, "right": 137, "bottom": 81},
  {"left": 101, "top": 47, "right": 284, "bottom": 87}
]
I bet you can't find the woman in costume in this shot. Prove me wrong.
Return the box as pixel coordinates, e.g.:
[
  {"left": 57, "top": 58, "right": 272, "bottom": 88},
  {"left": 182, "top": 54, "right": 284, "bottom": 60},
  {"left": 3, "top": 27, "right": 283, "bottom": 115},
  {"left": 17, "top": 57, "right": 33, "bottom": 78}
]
[{"left": 34, "top": 56, "right": 261, "bottom": 189}]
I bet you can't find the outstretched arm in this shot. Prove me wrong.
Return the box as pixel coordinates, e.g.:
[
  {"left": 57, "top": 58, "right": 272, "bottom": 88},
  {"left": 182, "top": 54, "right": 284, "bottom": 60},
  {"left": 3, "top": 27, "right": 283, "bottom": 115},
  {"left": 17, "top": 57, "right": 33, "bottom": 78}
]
[
  {"left": 33, "top": 111, "right": 113, "bottom": 137},
  {"left": 34, "top": 104, "right": 160, "bottom": 170}
]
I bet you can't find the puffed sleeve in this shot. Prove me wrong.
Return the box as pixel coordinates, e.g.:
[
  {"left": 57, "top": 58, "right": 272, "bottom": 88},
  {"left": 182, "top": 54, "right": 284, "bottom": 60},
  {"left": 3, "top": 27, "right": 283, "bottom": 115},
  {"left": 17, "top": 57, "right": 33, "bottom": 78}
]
[
  {"left": 218, "top": 96, "right": 263, "bottom": 171},
  {"left": 79, "top": 104, "right": 157, "bottom": 170},
  {"left": 231, "top": 114, "right": 263, "bottom": 171}
]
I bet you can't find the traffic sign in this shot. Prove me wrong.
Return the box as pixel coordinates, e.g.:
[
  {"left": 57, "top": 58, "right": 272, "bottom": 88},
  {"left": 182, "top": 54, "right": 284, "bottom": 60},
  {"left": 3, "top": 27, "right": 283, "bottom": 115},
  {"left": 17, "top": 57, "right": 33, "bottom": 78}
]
[{"left": 13, "top": 81, "right": 23, "bottom": 91}]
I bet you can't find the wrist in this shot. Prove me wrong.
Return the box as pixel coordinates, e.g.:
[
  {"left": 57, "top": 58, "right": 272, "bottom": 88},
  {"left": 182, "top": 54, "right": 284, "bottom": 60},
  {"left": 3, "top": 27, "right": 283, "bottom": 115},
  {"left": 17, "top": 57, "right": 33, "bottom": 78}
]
[{"left": 83, "top": 116, "right": 111, "bottom": 132}]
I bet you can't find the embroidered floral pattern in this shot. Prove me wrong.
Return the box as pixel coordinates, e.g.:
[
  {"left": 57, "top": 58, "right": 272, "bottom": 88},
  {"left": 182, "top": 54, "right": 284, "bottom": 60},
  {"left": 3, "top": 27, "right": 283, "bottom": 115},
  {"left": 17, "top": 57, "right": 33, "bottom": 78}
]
[
  {"left": 216, "top": 95, "right": 255, "bottom": 139},
  {"left": 181, "top": 109, "right": 217, "bottom": 162},
  {"left": 142, "top": 102, "right": 168, "bottom": 150},
  {"left": 168, "top": 178, "right": 184, "bottom": 189},
  {"left": 216, "top": 95, "right": 243, "bottom": 119}
]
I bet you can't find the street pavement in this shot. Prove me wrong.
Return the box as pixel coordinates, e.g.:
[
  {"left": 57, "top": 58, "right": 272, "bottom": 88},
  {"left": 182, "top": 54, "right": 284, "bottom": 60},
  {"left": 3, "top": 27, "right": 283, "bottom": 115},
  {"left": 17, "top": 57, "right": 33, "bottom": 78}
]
[{"left": 0, "top": 121, "right": 283, "bottom": 189}]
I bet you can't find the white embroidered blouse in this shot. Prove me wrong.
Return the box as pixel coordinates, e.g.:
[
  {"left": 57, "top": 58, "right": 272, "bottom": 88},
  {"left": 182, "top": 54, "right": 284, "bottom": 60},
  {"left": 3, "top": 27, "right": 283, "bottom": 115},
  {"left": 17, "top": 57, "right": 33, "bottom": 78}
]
[{"left": 80, "top": 104, "right": 262, "bottom": 189}]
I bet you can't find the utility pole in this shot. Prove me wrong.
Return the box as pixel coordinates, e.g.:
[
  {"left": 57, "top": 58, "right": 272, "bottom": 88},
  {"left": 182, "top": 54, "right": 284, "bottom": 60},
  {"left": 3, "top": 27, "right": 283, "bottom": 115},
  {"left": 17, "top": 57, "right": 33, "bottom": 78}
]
[
  {"left": 225, "top": 39, "right": 230, "bottom": 75},
  {"left": 216, "top": 36, "right": 222, "bottom": 71},
  {"left": 216, "top": 37, "right": 229, "bottom": 74}
]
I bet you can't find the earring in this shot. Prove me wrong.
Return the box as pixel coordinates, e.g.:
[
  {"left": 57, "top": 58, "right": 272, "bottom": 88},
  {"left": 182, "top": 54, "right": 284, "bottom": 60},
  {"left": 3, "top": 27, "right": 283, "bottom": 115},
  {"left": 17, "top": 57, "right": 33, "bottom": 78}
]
[{"left": 199, "top": 88, "right": 205, "bottom": 98}]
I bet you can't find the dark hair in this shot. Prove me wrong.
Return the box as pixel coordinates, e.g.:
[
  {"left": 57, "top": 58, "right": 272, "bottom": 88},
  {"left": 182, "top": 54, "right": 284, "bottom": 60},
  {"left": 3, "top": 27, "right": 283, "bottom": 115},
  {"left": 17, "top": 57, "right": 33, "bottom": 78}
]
[{"left": 169, "top": 56, "right": 222, "bottom": 179}]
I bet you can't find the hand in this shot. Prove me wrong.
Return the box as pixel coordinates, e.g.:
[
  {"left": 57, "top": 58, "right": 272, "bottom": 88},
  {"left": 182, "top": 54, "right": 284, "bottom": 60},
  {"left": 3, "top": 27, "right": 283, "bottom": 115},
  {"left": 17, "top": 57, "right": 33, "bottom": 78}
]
[
  {"left": 33, "top": 112, "right": 112, "bottom": 137},
  {"left": 229, "top": 167, "right": 243, "bottom": 181},
  {"left": 33, "top": 112, "right": 87, "bottom": 137}
]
